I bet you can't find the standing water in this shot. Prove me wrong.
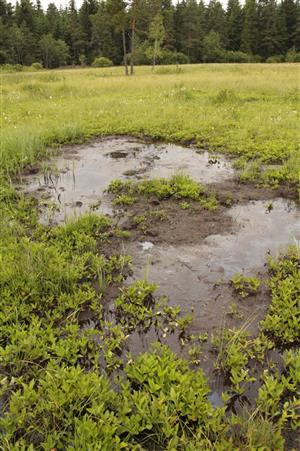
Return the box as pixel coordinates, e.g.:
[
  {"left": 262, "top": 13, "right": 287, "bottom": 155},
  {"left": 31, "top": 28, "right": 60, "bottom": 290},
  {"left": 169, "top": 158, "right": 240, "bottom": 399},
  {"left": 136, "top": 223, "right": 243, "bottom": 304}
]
[{"left": 18, "top": 137, "right": 300, "bottom": 335}]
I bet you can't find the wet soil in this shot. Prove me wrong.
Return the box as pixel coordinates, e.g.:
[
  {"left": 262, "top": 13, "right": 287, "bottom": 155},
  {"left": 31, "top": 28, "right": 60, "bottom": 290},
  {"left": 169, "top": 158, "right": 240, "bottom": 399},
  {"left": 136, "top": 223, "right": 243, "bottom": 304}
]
[
  {"left": 115, "top": 199, "right": 233, "bottom": 246},
  {"left": 17, "top": 136, "right": 300, "bottom": 353},
  {"left": 106, "top": 200, "right": 298, "bottom": 338},
  {"left": 212, "top": 178, "right": 298, "bottom": 203}
]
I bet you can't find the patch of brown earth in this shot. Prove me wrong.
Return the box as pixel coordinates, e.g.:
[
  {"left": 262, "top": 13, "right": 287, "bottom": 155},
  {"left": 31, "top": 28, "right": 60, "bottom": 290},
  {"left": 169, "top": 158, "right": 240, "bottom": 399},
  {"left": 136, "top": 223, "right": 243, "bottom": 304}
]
[
  {"left": 115, "top": 198, "right": 233, "bottom": 246},
  {"left": 213, "top": 179, "right": 298, "bottom": 204}
]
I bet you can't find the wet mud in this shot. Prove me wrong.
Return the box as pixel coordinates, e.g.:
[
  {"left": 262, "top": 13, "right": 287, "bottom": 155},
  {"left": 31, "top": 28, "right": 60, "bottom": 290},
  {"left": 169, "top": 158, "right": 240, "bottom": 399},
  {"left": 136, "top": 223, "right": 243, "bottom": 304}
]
[
  {"left": 17, "top": 136, "right": 300, "bottom": 361},
  {"left": 116, "top": 199, "right": 233, "bottom": 246},
  {"left": 18, "top": 136, "right": 234, "bottom": 222},
  {"left": 123, "top": 198, "right": 299, "bottom": 336}
]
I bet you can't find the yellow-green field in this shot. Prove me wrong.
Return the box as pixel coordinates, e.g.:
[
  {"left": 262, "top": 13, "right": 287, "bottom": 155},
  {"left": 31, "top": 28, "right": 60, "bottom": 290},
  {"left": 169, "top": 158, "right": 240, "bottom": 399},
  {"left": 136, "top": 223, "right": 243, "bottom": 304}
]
[
  {"left": 1, "top": 64, "right": 299, "bottom": 188},
  {"left": 0, "top": 64, "right": 299, "bottom": 449}
]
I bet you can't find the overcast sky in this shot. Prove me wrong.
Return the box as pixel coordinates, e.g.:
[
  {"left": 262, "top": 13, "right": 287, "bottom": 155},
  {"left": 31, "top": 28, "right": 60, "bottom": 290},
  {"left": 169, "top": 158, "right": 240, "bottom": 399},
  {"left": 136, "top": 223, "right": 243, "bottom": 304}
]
[{"left": 11, "top": 0, "right": 229, "bottom": 11}]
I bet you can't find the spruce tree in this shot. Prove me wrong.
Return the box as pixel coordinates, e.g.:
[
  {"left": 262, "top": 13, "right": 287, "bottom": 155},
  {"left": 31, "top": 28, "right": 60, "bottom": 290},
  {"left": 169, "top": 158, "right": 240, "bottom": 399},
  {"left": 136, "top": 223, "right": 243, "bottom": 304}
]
[
  {"left": 281, "top": 0, "right": 298, "bottom": 49},
  {"left": 65, "top": 0, "right": 85, "bottom": 64},
  {"left": 258, "top": 0, "right": 279, "bottom": 58},
  {"left": 226, "top": 0, "right": 243, "bottom": 51},
  {"left": 241, "top": 0, "right": 258, "bottom": 54}
]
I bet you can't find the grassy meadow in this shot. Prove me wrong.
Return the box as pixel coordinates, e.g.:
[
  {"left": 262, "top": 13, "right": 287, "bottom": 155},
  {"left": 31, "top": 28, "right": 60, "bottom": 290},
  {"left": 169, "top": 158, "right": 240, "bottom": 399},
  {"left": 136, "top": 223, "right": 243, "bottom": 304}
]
[
  {"left": 1, "top": 64, "right": 299, "bottom": 187},
  {"left": 0, "top": 64, "right": 299, "bottom": 449}
]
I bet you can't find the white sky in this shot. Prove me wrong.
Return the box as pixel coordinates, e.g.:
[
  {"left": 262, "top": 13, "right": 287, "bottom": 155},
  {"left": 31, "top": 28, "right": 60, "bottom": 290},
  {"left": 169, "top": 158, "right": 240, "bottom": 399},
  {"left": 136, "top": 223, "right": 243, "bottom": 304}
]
[{"left": 11, "top": 0, "right": 229, "bottom": 11}]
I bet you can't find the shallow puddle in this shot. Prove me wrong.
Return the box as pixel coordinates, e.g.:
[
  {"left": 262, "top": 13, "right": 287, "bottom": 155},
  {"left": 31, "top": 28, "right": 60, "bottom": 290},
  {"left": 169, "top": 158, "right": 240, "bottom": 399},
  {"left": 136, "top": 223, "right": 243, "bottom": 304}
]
[
  {"left": 18, "top": 137, "right": 300, "bottom": 342},
  {"left": 19, "top": 136, "right": 233, "bottom": 223},
  {"left": 125, "top": 198, "right": 300, "bottom": 335}
]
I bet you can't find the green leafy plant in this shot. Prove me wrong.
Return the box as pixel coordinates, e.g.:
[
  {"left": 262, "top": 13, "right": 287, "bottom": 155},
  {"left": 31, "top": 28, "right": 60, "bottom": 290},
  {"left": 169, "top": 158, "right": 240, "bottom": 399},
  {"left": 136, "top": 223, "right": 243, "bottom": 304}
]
[
  {"left": 231, "top": 273, "right": 261, "bottom": 298},
  {"left": 92, "top": 56, "right": 113, "bottom": 67},
  {"left": 112, "top": 194, "right": 137, "bottom": 206},
  {"left": 261, "top": 246, "right": 300, "bottom": 345}
]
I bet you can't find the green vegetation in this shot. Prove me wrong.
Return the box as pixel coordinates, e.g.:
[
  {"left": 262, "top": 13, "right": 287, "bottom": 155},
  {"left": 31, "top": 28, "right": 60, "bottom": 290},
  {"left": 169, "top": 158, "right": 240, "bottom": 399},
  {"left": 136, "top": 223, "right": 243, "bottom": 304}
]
[
  {"left": 92, "top": 56, "right": 113, "bottom": 67},
  {"left": 213, "top": 246, "right": 300, "bottom": 411},
  {"left": 132, "top": 209, "right": 167, "bottom": 234},
  {"left": 261, "top": 246, "right": 300, "bottom": 345},
  {"left": 1, "top": 64, "right": 299, "bottom": 196},
  {"left": 0, "top": 0, "right": 299, "bottom": 68},
  {"left": 108, "top": 174, "right": 218, "bottom": 210},
  {"left": 0, "top": 63, "right": 299, "bottom": 448},
  {"left": 231, "top": 273, "right": 261, "bottom": 298},
  {"left": 112, "top": 193, "right": 137, "bottom": 206}
]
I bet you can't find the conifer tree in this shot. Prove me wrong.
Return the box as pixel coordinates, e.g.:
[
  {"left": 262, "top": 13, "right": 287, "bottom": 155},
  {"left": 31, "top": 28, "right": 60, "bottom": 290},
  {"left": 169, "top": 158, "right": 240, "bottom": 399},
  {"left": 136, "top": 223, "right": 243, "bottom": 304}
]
[
  {"left": 0, "top": 0, "right": 299, "bottom": 68},
  {"left": 258, "top": 0, "right": 279, "bottom": 58},
  {"left": 241, "top": 0, "right": 258, "bottom": 54},
  {"left": 226, "top": 0, "right": 243, "bottom": 51}
]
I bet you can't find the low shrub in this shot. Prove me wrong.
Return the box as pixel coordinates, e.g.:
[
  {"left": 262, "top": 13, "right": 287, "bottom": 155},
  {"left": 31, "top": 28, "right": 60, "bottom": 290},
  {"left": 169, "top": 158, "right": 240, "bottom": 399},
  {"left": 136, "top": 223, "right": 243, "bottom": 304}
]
[
  {"left": 92, "top": 56, "right": 113, "bottom": 67},
  {"left": 0, "top": 49, "right": 8, "bottom": 64},
  {"left": 0, "top": 63, "right": 24, "bottom": 72},
  {"left": 221, "top": 50, "right": 253, "bottom": 63},
  {"left": 160, "top": 49, "right": 189, "bottom": 65},
  {"left": 266, "top": 55, "right": 284, "bottom": 63},
  {"left": 231, "top": 273, "right": 261, "bottom": 298},
  {"left": 30, "top": 62, "right": 43, "bottom": 71},
  {"left": 285, "top": 48, "right": 300, "bottom": 62},
  {"left": 108, "top": 174, "right": 220, "bottom": 211}
]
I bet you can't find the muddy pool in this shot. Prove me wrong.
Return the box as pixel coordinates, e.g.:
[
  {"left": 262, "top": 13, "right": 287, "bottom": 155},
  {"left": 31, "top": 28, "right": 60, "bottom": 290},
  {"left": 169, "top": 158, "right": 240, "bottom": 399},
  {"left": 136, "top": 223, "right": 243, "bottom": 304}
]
[
  {"left": 19, "top": 136, "right": 234, "bottom": 221},
  {"left": 125, "top": 198, "right": 299, "bottom": 333},
  {"left": 18, "top": 136, "right": 300, "bottom": 348}
]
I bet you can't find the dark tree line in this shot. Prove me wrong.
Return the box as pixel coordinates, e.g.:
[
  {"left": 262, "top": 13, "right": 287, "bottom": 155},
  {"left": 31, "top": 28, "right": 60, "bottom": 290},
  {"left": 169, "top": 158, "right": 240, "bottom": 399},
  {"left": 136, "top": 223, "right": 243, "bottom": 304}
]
[{"left": 0, "top": 0, "right": 299, "bottom": 69}]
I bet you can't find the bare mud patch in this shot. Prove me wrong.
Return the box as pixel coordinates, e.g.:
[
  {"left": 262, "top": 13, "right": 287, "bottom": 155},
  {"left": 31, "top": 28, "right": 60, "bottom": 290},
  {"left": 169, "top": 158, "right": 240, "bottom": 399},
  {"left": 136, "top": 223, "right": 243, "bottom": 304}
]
[{"left": 115, "top": 199, "right": 233, "bottom": 246}]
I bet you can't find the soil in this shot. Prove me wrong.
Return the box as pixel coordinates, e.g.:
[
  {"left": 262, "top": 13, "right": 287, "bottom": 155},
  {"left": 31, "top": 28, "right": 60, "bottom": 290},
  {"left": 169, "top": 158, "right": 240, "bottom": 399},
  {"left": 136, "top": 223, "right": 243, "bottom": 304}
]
[
  {"left": 212, "top": 179, "right": 298, "bottom": 203},
  {"left": 115, "top": 199, "right": 233, "bottom": 246}
]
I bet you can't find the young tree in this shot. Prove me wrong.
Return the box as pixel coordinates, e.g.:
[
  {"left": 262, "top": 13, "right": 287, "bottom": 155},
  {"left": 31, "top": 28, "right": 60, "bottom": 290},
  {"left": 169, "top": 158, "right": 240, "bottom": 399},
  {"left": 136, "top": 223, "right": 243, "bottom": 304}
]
[
  {"left": 66, "top": 0, "right": 85, "bottom": 64},
  {"left": 149, "top": 13, "right": 165, "bottom": 69},
  {"left": 294, "top": 2, "right": 300, "bottom": 51},
  {"left": 15, "top": 0, "right": 36, "bottom": 32},
  {"left": 205, "top": 0, "right": 227, "bottom": 47},
  {"left": 79, "top": 0, "right": 98, "bottom": 62},
  {"left": 46, "top": 3, "right": 61, "bottom": 38},
  {"left": 90, "top": 2, "right": 117, "bottom": 63},
  {"left": 203, "top": 29, "right": 223, "bottom": 61},
  {"left": 39, "top": 33, "right": 69, "bottom": 67},
  {"left": 34, "top": 0, "right": 48, "bottom": 38},
  {"left": 9, "top": 23, "right": 37, "bottom": 64},
  {"left": 161, "top": 0, "right": 175, "bottom": 50},
  {"left": 281, "top": 0, "right": 298, "bottom": 50},
  {"left": 276, "top": 1, "right": 288, "bottom": 54},
  {"left": 181, "top": 0, "right": 205, "bottom": 62}
]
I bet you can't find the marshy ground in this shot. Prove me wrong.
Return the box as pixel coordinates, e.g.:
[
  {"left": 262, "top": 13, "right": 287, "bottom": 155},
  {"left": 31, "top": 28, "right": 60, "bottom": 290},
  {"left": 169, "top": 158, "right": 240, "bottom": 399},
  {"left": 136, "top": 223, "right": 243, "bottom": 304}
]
[
  {"left": 1, "top": 65, "right": 299, "bottom": 449},
  {"left": 18, "top": 137, "right": 300, "bottom": 341},
  {"left": 17, "top": 136, "right": 300, "bottom": 430}
]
